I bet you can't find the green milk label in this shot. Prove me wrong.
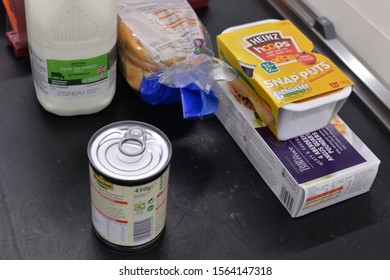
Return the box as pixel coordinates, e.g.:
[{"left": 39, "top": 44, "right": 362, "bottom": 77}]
[{"left": 47, "top": 54, "right": 109, "bottom": 86}]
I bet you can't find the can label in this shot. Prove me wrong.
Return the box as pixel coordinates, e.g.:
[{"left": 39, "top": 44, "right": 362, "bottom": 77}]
[{"left": 90, "top": 166, "right": 169, "bottom": 247}]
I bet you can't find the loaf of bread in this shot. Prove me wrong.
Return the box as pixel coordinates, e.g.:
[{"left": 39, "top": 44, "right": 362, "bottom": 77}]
[
  {"left": 118, "top": 21, "right": 162, "bottom": 73},
  {"left": 119, "top": 50, "right": 147, "bottom": 92},
  {"left": 117, "top": 0, "right": 211, "bottom": 92}
]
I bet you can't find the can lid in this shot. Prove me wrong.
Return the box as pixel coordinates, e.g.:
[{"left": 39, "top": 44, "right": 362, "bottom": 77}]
[{"left": 88, "top": 121, "right": 172, "bottom": 183}]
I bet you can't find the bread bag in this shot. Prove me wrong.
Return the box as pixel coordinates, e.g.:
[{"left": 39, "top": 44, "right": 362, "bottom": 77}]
[{"left": 117, "top": 0, "right": 228, "bottom": 119}]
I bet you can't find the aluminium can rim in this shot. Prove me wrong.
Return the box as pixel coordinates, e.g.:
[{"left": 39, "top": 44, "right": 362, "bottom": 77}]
[{"left": 87, "top": 121, "right": 172, "bottom": 185}]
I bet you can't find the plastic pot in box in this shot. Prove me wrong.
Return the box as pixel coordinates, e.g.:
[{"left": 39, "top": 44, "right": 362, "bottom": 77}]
[
  {"left": 278, "top": 86, "right": 351, "bottom": 140},
  {"left": 217, "top": 20, "right": 354, "bottom": 140}
]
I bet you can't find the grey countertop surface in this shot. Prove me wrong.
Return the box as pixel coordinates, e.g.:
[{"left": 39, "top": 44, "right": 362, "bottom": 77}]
[{"left": 0, "top": 0, "right": 389, "bottom": 260}]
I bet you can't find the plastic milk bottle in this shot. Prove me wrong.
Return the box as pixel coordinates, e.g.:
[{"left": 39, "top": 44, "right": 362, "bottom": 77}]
[{"left": 24, "top": 0, "right": 117, "bottom": 116}]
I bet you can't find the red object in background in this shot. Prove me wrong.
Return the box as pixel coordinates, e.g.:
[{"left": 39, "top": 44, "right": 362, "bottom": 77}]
[
  {"left": 2, "top": 0, "right": 28, "bottom": 57},
  {"left": 188, "top": 0, "right": 209, "bottom": 9}
]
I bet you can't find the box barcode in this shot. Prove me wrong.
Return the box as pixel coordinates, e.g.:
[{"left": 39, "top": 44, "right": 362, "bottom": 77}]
[
  {"left": 133, "top": 217, "right": 154, "bottom": 244},
  {"left": 280, "top": 187, "right": 294, "bottom": 212}
]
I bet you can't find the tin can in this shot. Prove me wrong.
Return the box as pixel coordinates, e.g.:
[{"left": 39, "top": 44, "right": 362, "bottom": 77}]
[{"left": 87, "top": 121, "right": 172, "bottom": 251}]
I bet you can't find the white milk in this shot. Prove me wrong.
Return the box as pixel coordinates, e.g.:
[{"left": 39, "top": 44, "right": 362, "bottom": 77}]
[{"left": 25, "top": 0, "right": 117, "bottom": 116}]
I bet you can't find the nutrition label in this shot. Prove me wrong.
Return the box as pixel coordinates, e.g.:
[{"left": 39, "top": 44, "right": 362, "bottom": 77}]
[{"left": 92, "top": 202, "right": 128, "bottom": 243}]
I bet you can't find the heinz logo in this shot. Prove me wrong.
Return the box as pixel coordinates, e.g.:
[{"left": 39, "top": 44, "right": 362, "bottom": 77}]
[
  {"left": 244, "top": 31, "right": 300, "bottom": 63},
  {"left": 247, "top": 32, "right": 281, "bottom": 45}
]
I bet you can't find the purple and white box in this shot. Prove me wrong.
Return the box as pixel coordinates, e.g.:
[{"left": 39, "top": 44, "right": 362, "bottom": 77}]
[{"left": 215, "top": 82, "right": 380, "bottom": 217}]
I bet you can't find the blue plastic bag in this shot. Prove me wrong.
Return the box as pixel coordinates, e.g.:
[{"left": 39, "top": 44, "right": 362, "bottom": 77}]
[{"left": 138, "top": 54, "right": 236, "bottom": 119}]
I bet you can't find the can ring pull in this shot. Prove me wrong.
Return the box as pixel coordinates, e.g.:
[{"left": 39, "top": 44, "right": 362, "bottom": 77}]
[{"left": 119, "top": 127, "right": 146, "bottom": 156}]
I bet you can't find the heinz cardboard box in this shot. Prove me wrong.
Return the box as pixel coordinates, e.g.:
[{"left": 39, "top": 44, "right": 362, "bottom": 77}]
[
  {"left": 217, "top": 20, "right": 354, "bottom": 140},
  {"left": 215, "top": 81, "right": 380, "bottom": 217}
]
